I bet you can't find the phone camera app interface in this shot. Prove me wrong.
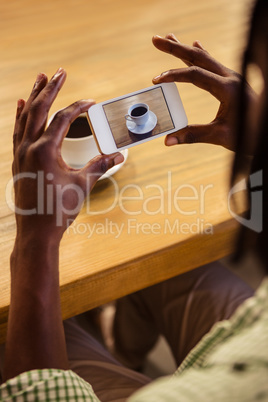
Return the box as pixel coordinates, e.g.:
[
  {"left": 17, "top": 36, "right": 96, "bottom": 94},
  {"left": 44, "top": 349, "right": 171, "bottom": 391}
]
[{"left": 103, "top": 87, "right": 174, "bottom": 147}]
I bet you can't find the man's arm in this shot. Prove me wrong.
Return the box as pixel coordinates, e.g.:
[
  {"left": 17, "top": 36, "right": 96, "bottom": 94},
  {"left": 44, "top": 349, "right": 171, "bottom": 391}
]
[
  {"left": 3, "top": 69, "right": 124, "bottom": 381},
  {"left": 7, "top": 233, "right": 68, "bottom": 379}
]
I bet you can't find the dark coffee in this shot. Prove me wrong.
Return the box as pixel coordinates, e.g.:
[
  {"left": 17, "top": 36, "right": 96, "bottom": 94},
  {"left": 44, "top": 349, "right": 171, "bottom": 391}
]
[
  {"left": 131, "top": 106, "right": 147, "bottom": 117},
  {"left": 66, "top": 116, "right": 92, "bottom": 138}
]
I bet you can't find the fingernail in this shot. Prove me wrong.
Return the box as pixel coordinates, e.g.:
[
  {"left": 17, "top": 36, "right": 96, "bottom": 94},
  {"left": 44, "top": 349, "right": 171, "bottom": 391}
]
[
  {"left": 168, "top": 33, "right": 178, "bottom": 40},
  {"left": 153, "top": 71, "right": 168, "bottom": 83},
  {"left": 33, "top": 72, "right": 45, "bottom": 89},
  {"left": 16, "top": 99, "right": 25, "bottom": 117},
  {"left": 84, "top": 99, "right": 96, "bottom": 106},
  {"left": 195, "top": 40, "right": 205, "bottom": 49},
  {"left": 114, "top": 153, "right": 124, "bottom": 165},
  {"left": 166, "top": 136, "right": 178, "bottom": 146},
  {"left": 52, "top": 67, "right": 64, "bottom": 80},
  {"left": 17, "top": 99, "right": 24, "bottom": 109},
  {"left": 153, "top": 75, "right": 161, "bottom": 83}
]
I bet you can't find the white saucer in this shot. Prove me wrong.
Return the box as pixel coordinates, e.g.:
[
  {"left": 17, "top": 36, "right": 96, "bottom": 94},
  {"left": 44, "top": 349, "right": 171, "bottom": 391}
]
[{"left": 126, "top": 111, "right": 157, "bottom": 134}]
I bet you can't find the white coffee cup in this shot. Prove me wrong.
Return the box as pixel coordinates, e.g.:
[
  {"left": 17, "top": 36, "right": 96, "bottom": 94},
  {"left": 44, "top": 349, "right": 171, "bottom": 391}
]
[
  {"left": 47, "top": 112, "right": 99, "bottom": 168},
  {"left": 60, "top": 114, "right": 99, "bottom": 168},
  {"left": 125, "top": 103, "right": 149, "bottom": 126},
  {"left": 47, "top": 112, "right": 128, "bottom": 177}
]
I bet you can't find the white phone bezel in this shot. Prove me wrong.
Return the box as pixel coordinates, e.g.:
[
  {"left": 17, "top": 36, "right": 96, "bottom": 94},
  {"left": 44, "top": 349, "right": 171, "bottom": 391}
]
[{"left": 87, "top": 83, "right": 187, "bottom": 154}]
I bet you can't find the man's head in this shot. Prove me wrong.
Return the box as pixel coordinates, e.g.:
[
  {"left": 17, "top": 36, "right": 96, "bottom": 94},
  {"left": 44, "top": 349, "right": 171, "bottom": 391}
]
[{"left": 233, "top": 0, "right": 268, "bottom": 271}]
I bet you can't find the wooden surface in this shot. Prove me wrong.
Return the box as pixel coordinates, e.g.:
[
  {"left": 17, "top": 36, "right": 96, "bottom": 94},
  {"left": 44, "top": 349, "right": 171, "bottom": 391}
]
[{"left": 0, "top": 0, "right": 253, "bottom": 343}]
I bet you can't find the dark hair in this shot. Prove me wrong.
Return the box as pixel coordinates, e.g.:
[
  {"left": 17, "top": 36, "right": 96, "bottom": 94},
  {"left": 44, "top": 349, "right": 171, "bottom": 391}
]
[{"left": 232, "top": 0, "right": 268, "bottom": 272}]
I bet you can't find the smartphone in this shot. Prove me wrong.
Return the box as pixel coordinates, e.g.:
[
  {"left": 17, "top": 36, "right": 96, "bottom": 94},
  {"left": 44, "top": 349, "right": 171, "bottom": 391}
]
[{"left": 87, "top": 83, "right": 187, "bottom": 154}]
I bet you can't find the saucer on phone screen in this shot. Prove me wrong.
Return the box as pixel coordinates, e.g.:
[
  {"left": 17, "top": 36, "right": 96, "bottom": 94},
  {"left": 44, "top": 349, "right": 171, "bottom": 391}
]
[{"left": 126, "top": 111, "right": 157, "bottom": 134}]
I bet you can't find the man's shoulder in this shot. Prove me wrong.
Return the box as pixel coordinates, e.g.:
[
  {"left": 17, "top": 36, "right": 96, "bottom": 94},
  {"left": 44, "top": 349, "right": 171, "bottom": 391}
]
[{"left": 0, "top": 369, "right": 101, "bottom": 401}]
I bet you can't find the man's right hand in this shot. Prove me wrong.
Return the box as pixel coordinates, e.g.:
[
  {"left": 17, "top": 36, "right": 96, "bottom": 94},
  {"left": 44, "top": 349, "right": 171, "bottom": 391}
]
[{"left": 152, "top": 34, "right": 257, "bottom": 153}]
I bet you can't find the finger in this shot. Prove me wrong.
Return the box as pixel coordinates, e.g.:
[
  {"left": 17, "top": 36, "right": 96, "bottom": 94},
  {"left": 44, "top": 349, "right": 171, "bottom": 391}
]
[
  {"left": 13, "top": 99, "right": 26, "bottom": 155},
  {"left": 193, "top": 40, "right": 206, "bottom": 51},
  {"left": 180, "top": 41, "right": 209, "bottom": 67},
  {"left": 82, "top": 153, "right": 125, "bottom": 190},
  {"left": 165, "top": 37, "right": 208, "bottom": 67},
  {"left": 153, "top": 66, "right": 225, "bottom": 101},
  {"left": 16, "top": 73, "right": 48, "bottom": 142},
  {"left": 152, "top": 35, "right": 229, "bottom": 77},
  {"left": 164, "top": 33, "right": 194, "bottom": 67},
  {"left": 45, "top": 99, "right": 95, "bottom": 147},
  {"left": 23, "top": 68, "right": 66, "bottom": 142},
  {"left": 165, "top": 122, "right": 226, "bottom": 148},
  {"left": 165, "top": 33, "right": 179, "bottom": 43}
]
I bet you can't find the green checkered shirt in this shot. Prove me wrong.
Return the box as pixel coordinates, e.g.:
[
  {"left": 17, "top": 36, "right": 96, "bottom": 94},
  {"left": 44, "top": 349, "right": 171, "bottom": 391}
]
[{"left": 1, "top": 278, "right": 268, "bottom": 401}]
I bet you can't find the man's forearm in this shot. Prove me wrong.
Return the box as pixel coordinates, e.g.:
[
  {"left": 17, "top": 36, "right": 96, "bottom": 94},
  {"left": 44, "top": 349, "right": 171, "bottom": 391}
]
[
  {"left": 3, "top": 233, "right": 68, "bottom": 381},
  {"left": 5, "top": 69, "right": 119, "bottom": 382}
]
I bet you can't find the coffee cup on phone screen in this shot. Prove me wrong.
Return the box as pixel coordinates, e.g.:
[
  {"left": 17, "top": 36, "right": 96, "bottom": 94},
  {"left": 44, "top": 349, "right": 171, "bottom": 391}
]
[{"left": 125, "top": 103, "right": 149, "bottom": 126}]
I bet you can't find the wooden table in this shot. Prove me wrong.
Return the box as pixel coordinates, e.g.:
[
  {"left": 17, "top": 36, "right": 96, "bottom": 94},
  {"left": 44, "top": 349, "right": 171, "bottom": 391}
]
[{"left": 0, "top": 0, "right": 252, "bottom": 343}]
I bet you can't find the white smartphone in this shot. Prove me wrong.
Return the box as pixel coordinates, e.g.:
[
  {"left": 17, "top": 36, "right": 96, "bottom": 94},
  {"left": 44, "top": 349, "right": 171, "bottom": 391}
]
[{"left": 87, "top": 83, "right": 187, "bottom": 154}]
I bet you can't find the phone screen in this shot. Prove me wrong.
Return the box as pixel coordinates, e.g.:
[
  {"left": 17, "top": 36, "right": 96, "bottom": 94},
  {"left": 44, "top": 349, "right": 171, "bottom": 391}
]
[{"left": 102, "top": 87, "right": 175, "bottom": 148}]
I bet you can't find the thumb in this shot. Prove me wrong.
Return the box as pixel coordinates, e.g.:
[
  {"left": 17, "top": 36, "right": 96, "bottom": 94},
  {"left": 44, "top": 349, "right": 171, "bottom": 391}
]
[
  {"left": 165, "top": 123, "right": 219, "bottom": 146},
  {"left": 82, "top": 152, "right": 124, "bottom": 189}
]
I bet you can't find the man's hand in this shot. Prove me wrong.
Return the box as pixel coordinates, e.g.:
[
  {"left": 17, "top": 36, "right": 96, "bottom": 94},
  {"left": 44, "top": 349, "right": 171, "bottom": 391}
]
[
  {"left": 4, "top": 69, "right": 124, "bottom": 382},
  {"left": 152, "top": 34, "right": 257, "bottom": 152},
  {"left": 13, "top": 68, "right": 124, "bottom": 240}
]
